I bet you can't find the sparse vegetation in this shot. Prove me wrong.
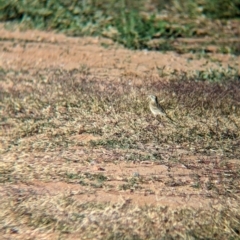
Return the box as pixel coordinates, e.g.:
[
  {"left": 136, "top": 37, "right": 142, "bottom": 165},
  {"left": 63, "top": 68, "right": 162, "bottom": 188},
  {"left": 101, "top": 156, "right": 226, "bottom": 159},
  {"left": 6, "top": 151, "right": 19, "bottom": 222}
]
[
  {"left": 0, "top": 66, "right": 240, "bottom": 238},
  {"left": 1, "top": 68, "right": 239, "bottom": 156},
  {"left": 0, "top": 0, "right": 240, "bottom": 239}
]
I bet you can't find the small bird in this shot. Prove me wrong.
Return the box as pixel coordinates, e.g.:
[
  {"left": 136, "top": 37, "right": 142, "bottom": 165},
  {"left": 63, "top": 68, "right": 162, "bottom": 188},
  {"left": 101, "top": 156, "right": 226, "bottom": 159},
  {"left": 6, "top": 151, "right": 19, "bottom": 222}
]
[{"left": 148, "top": 95, "right": 175, "bottom": 124}]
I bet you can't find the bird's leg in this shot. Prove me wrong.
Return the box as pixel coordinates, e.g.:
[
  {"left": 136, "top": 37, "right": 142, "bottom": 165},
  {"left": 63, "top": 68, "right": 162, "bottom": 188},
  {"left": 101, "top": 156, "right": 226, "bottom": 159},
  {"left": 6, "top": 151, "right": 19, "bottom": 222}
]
[{"left": 156, "top": 115, "right": 166, "bottom": 127}]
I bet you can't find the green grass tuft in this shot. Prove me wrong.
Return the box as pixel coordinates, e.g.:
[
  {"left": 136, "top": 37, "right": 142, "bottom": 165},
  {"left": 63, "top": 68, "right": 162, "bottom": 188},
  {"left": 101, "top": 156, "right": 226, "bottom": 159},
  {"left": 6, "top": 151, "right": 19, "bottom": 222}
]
[{"left": 0, "top": 0, "right": 239, "bottom": 50}]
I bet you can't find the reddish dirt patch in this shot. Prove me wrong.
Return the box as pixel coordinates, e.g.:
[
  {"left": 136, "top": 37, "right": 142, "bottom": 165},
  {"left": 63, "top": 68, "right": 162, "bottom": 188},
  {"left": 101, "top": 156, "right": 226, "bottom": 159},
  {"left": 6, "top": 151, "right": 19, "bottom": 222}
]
[{"left": 0, "top": 24, "right": 239, "bottom": 77}]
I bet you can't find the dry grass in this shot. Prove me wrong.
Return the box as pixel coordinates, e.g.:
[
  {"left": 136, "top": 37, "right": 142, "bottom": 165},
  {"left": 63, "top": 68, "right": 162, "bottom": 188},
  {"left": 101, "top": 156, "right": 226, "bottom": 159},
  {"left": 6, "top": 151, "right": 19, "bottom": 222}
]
[
  {"left": 1, "top": 192, "right": 240, "bottom": 239},
  {"left": 1, "top": 67, "right": 239, "bottom": 156},
  {"left": 0, "top": 67, "right": 240, "bottom": 239}
]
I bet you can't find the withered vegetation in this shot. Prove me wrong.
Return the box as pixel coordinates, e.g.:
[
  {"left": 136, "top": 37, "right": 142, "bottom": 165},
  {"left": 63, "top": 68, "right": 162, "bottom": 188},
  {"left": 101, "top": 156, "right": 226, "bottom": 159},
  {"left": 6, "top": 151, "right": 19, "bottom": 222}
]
[{"left": 0, "top": 67, "right": 240, "bottom": 239}]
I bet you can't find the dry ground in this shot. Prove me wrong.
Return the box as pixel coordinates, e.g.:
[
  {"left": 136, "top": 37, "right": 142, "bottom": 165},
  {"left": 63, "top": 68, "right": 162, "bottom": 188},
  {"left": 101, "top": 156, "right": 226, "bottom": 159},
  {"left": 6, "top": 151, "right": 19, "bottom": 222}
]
[{"left": 0, "top": 25, "right": 240, "bottom": 239}]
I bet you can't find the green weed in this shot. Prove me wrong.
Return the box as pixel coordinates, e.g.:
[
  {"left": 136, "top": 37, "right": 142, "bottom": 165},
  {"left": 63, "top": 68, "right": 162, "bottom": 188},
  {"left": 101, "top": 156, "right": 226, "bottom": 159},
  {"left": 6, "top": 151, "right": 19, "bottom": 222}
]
[{"left": 0, "top": 0, "right": 239, "bottom": 50}]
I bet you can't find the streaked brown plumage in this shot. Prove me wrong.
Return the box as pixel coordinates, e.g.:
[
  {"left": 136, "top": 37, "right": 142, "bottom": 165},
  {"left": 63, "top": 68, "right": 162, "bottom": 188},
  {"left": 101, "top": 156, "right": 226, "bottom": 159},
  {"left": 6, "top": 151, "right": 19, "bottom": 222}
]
[{"left": 148, "top": 95, "right": 175, "bottom": 124}]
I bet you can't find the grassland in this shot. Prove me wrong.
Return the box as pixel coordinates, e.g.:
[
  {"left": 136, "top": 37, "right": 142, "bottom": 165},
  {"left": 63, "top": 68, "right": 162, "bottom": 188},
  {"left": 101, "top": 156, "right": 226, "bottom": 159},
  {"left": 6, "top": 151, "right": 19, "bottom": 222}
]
[
  {"left": 0, "top": 66, "right": 240, "bottom": 239},
  {"left": 0, "top": 0, "right": 240, "bottom": 239}
]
